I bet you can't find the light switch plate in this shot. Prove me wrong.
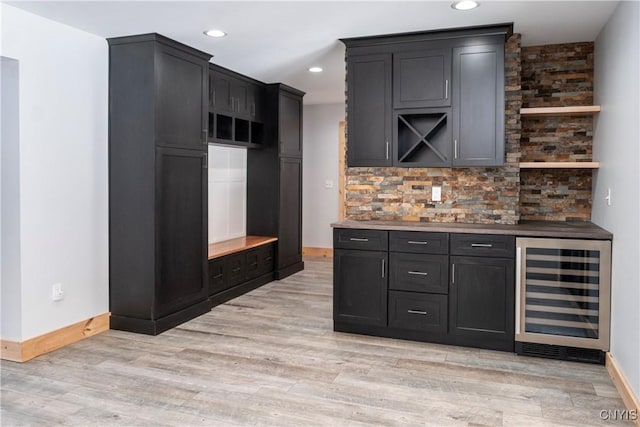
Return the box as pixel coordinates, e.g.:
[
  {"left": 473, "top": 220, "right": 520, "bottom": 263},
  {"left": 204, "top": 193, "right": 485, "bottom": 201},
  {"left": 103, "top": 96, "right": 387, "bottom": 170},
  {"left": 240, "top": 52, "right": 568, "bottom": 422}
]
[{"left": 432, "top": 186, "right": 442, "bottom": 202}]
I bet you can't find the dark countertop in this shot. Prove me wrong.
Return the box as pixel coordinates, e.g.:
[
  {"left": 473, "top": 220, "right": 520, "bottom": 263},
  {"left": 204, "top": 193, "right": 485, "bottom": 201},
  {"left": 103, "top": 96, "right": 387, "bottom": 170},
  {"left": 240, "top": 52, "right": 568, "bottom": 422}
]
[{"left": 331, "top": 219, "right": 613, "bottom": 240}]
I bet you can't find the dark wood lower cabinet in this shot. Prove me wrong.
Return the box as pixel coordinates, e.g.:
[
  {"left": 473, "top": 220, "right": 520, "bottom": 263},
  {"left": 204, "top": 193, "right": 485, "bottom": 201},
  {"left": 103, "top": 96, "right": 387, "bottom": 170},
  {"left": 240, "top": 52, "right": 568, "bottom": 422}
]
[
  {"left": 449, "top": 256, "right": 515, "bottom": 351},
  {"left": 333, "top": 249, "right": 388, "bottom": 327},
  {"left": 333, "top": 228, "right": 515, "bottom": 352},
  {"left": 208, "top": 242, "right": 275, "bottom": 307}
]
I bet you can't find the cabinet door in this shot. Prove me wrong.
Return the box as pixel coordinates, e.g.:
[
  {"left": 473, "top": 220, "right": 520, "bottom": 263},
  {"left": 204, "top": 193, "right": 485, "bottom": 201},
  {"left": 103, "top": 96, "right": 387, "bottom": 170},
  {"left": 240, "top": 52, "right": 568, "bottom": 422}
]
[
  {"left": 278, "top": 158, "right": 302, "bottom": 270},
  {"left": 347, "top": 54, "right": 392, "bottom": 167},
  {"left": 249, "top": 83, "right": 265, "bottom": 122},
  {"left": 393, "top": 49, "right": 451, "bottom": 109},
  {"left": 232, "top": 80, "right": 250, "bottom": 119},
  {"left": 212, "top": 70, "right": 234, "bottom": 115},
  {"left": 279, "top": 91, "right": 303, "bottom": 157},
  {"left": 155, "top": 147, "right": 208, "bottom": 318},
  {"left": 156, "top": 45, "right": 208, "bottom": 150},
  {"left": 334, "top": 249, "right": 388, "bottom": 326},
  {"left": 452, "top": 44, "right": 505, "bottom": 166},
  {"left": 449, "top": 256, "right": 514, "bottom": 350}
]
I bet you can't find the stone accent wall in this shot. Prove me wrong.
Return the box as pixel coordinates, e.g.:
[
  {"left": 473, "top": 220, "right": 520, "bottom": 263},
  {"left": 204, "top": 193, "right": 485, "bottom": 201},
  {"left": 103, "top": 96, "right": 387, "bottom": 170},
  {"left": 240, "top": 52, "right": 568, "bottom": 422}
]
[
  {"left": 344, "top": 34, "right": 522, "bottom": 225},
  {"left": 519, "top": 42, "right": 594, "bottom": 221}
]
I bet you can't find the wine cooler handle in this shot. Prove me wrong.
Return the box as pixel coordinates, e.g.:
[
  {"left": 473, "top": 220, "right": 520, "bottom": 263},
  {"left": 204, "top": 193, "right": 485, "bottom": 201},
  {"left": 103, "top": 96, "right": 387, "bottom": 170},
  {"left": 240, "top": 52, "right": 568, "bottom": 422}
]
[{"left": 515, "top": 246, "right": 522, "bottom": 335}]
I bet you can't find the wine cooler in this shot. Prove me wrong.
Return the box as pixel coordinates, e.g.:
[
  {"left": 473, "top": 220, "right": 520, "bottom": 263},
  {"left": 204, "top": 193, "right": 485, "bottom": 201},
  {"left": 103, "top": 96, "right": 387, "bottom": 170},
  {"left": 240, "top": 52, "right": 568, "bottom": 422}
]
[{"left": 515, "top": 238, "right": 611, "bottom": 363}]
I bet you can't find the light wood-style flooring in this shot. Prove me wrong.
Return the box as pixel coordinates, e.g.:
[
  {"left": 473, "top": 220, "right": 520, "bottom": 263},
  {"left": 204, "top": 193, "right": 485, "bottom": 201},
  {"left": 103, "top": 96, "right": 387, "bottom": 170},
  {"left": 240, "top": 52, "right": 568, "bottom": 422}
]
[{"left": 0, "top": 258, "right": 631, "bottom": 426}]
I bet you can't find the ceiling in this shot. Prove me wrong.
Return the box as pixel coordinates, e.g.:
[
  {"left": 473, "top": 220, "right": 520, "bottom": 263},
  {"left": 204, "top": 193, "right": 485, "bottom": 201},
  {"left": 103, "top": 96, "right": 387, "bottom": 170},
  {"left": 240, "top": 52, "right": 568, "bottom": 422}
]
[{"left": 5, "top": 1, "right": 619, "bottom": 104}]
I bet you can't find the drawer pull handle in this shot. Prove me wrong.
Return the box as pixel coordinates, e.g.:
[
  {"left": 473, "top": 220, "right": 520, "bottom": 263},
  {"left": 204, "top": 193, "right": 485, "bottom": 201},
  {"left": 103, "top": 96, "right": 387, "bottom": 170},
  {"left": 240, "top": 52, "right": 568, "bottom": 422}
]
[
  {"left": 264, "top": 257, "right": 273, "bottom": 262},
  {"left": 250, "top": 262, "right": 258, "bottom": 267},
  {"left": 407, "top": 310, "right": 428, "bottom": 316},
  {"left": 232, "top": 268, "right": 241, "bottom": 273},
  {"left": 349, "top": 237, "right": 369, "bottom": 242},
  {"left": 471, "top": 243, "right": 493, "bottom": 248},
  {"left": 213, "top": 274, "right": 223, "bottom": 279},
  {"left": 407, "top": 241, "right": 428, "bottom": 245},
  {"left": 408, "top": 271, "right": 428, "bottom": 276}
]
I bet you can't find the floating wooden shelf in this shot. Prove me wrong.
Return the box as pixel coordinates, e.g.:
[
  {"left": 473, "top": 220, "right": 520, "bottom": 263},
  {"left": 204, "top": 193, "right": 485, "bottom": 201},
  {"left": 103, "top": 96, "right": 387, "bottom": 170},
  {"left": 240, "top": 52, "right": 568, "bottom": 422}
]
[
  {"left": 520, "top": 106, "right": 601, "bottom": 116},
  {"left": 519, "top": 162, "right": 600, "bottom": 169}
]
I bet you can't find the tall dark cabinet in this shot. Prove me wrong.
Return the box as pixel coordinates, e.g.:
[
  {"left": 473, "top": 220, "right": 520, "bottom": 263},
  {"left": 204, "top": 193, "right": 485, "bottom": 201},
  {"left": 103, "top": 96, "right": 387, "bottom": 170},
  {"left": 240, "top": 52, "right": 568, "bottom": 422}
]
[
  {"left": 108, "top": 34, "right": 211, "bottom": 335},
  {"left": 248, "top": 84, "right": 305, "bottom": 279}
]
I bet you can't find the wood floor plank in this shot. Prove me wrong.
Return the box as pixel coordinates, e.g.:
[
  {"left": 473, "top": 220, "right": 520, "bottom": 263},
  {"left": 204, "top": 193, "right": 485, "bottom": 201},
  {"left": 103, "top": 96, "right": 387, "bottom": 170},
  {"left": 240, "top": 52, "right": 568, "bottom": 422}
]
[{"left": 0, "top": 258, "right": 631, "bottom": 426}]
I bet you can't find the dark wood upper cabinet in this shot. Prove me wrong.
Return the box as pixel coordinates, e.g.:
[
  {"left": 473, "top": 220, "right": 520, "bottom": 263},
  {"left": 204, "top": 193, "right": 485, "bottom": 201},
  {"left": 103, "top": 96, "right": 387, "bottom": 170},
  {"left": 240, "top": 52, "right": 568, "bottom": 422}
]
[
  {"left": 452, "top": 43, "right": 505, "bottom": 167},
  {"left": 346, "top": 54, "right": 392, "bottom": 167},
  {"left": 155, "top": 43, "right": 208, "bottom": 150},
  {"left": 393, "top": 48, "right": 451, "bottom": 109},
  {"left": 279, "top": 90, "right": 303, "bottom": 158},
  {"left": 108, "top": 33, "right": 211, "bottom": 335},
  {"left": 209, "top": 65, "right": 266, "bottom": 147},
  {"left": 342, "top": 24, "right": 511, "bottom": 168}
]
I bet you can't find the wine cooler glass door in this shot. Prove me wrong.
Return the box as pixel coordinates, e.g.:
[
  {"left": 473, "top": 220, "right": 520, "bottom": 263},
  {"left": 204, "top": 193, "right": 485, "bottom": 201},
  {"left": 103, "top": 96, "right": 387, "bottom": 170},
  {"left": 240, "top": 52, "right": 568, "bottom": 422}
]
[{"left": 515, "top": 238, "right": 611, "bottom": 351}]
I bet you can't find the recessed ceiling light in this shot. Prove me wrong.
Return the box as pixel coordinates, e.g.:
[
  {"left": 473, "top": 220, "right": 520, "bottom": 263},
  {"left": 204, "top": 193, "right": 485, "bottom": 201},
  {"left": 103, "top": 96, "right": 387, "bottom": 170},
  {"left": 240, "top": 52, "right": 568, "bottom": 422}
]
[
  {"left": 204, "top": 29, "right": 227, "bottom": 38},
  {"left": 308, "top": 66, "right": 323, "bottom": 73},
  {"left": 451, "top": 1, "right": 479, "bottom": 10}
]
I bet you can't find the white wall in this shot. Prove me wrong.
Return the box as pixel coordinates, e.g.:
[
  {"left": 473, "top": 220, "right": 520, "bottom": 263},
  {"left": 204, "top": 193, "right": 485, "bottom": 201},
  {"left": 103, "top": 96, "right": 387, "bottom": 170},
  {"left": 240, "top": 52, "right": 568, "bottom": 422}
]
[
  {"left": 592, "top": 0, "right": 640, "bottom": 399},
  {"left": 208, "top": 145, "right": 247, "bottom": 244},
  {"left": 1, "top": 56, "right": 23, "bottom": 341},
  {"left": 0, "top": 4, "right": 108, "bottom": 341},
  {"left": 302, "top": 103, "right": 345, "bottom": 249}
]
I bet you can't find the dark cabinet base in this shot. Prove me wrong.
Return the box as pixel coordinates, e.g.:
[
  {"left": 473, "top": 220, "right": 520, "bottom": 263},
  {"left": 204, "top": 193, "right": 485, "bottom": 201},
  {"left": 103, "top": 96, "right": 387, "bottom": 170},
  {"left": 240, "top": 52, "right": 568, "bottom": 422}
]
[
  {"left": 210, "top": 272, "right": 275, "bottom": 308},
  {"left": 275, "top": 261, "right": 304, "bottom": 280},
  {"left": 111, "top": 299, "right": 211, "bottom": 335},
  {"left": 334, "top": 321, "right": 514, "bottom": 353}
]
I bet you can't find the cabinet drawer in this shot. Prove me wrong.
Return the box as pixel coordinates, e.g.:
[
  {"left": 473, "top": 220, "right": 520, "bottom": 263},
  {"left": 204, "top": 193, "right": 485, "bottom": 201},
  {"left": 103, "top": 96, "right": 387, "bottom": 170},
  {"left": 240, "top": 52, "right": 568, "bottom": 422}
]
[
  {"left": 388, "top": 291, "right": 447, "bottom": 333},
  {"left": 246, "top": 248, "right": 261, "bottom": 280},
  {"left": 450, "top": 234, "right": 515, "bottom": 258},
  {"left": 389, "top": 231, "right": 448, "bottom": 254},
  {"left": 334, "top": 229, "right": 388, "bottom": 251},
  {"left": 227, "top": 253, "right": 246, "bottom": 287},
  {"left": 389, "top": 253, "right": 448, "bottom": 294},
  {"left": 208, "top": 258, "right": 226, "bottom": 296},
  {"left": 257, "top": 244, "right": 275, "bottom": 277}
]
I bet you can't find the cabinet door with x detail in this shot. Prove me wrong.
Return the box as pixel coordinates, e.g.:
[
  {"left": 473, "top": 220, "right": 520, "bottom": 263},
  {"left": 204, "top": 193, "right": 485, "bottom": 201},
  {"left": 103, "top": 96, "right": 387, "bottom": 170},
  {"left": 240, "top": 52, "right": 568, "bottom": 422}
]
[{"left": 393, "top": 107, "right": 452, "bottom": 167}]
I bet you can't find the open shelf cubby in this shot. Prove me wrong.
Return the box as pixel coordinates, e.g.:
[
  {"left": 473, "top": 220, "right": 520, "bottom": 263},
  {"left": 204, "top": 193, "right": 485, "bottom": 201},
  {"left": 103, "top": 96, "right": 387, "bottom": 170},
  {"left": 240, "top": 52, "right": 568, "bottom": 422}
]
[
  {"left": 234, "top": 118, "right": 250, "bottom": 143},
  {"left": 250, "top": 122, "right": 265, "bottom": 145},
  {"left": 216, "top": 114, "right": 233, "bottom": 141}
]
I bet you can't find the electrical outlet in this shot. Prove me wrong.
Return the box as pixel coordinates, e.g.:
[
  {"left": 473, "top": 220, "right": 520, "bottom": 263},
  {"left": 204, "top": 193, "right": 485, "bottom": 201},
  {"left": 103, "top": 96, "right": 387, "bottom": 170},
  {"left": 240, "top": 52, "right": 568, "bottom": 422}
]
[
  {"left": 432, "top": 186, "right": 442, "bottom": 202},
  {"left": 325, "top": 179, "right": 334, "bottom": 189},
  {"left": 52, "top": 283, "right": 64, "bottom": 301}
]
